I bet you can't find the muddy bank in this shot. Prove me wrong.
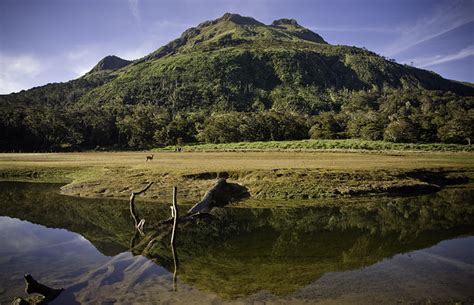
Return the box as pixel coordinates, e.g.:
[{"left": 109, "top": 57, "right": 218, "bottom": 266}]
[
  {"left": 0, "top": 164, "right": 471, "bottom": 204},
  {"left": 56, "top": 168, "right": 472, "bottom": 204}
]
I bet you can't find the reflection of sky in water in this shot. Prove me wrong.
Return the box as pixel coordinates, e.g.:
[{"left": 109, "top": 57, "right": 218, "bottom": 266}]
[
  {"left": 0, "top": 216, "right": 90, "bottom": 254},
  {"left": 0, "top": 216, "right": 173, "bottom": 304},
  {"left": 0, "top": 216, "right": 108, "bottom": 303},
  {"left": 298, "top": 237, "right": 474, "bottom": 304},
  {"left": 0, "top": 216, "right": 209, "bottom": 304}
]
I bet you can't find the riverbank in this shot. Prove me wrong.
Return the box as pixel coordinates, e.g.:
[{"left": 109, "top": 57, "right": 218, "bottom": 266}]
[{"left": 0, "top": 151, "right": 473, "bottom": 206}]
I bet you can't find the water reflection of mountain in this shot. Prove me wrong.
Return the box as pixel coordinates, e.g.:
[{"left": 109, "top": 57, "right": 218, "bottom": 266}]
[{"left": 0, "top": 181, "right": 473, "bottom": 298}]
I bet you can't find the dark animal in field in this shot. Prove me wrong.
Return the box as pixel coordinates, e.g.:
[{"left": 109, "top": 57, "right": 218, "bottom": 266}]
[{"left": 146, "top": 154, "right": 154, "bottom": 162}]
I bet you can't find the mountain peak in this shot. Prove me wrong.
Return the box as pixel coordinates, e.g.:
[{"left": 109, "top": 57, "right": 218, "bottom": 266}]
[
  {"left": 89, "top": 55, "right": 131, "bottom": 73},
  {"left": 141, "top": 13, "right": 328, "bottom": 62},
  {"left": 270, "top": 18, "right": 327, "bottom": 44},
  {"left": 217, "top": 13, "right": 264, "bottom": 26},
  {"left": 272, "top": 18, "right": 300, "bottom": 27}
]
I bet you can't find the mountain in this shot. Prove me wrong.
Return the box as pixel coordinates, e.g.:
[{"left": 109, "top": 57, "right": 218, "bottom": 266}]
[
  {"left": 138, "top": 13, "right": 327, "bottom": 62},
  {"left": 89, "top": 55, "right": 132, "bottom": 73},
  {"left": 0, "top": 13, "right": 473, "bottom": 151}
]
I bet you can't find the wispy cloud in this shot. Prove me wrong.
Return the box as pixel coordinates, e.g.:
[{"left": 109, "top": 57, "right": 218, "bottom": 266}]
[
  {"left": 128, "top": 0, "right": 140, "bottom": 23},
  {"left": 406, "top": 45, "right": 474, "bottom": 68},
  {"left": 0, "top": 54, "right": 42, "bottom": 94},
  {"left": 382, "top": 0, "right": 474, "bottom": 56},
  {"left": 114, "top": 19, "right": 193, "bottom": 60},
  {"left": 313, "top": 26, "right": 399, "bottom": 34},
  {"left": 1, "top": 47, "right": 109, "bottom": 94},
  {"left": 117, "top": 45, "right": 153, "bottom": 61},
  {"left": 67, "top": 48, "right": 93, "bottom": 61},
  {"left": 65, "top": 47, "right": 99, "bottom": 76}
]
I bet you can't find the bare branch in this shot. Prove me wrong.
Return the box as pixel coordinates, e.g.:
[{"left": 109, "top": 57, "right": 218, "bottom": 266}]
[
  {"left": 171, "top": 186, "right": 179, "bottom": 245},
  {"left": 129, "top": 182, "right": 154, "bottom": 236}
]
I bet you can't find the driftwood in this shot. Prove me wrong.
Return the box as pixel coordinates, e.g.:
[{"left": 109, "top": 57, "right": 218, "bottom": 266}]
[
  {"left": 160, "top": 178, "right": 249, "bottom": 224},
  {"left": 11, "top": 274, "right": 63, "bottom": 305},
  {"left": 139, "top": 185, "right": 180, "bottom": 253},
  {"left": 132, "top": 178, "right": 248, "bottom": 258},
  {"left": 170, "top": 186, "right": 179, "bottom": 245},
  {"left": 186, "top": 179, "right": 225, "bottom": 215},
  {"left": 129, "top": 178, "right": 249, "bottom": 289},
  {"left": 129, "top": 182, "right": 154, "bottom": 236}
]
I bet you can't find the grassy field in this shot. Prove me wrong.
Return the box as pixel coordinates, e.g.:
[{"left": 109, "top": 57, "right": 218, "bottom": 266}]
[
  {"left": 159, "top": 139, "right": 474, "bottom": 153},
  {"left": 0, "top": 150, "right": 473, "bottom": 205}
]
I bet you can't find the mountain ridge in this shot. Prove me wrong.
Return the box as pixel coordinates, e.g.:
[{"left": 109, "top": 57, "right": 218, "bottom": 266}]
[
  {"left": 132, "top": 13, "right": 327, "bottom": 63},
  {"left": 82, "top": 13, "right": 469, "bottom": 96}
]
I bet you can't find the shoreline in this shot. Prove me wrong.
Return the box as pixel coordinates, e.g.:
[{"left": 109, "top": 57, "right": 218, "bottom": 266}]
[{"left": 1, "top": 151, "right": 472, "bottom": 206}]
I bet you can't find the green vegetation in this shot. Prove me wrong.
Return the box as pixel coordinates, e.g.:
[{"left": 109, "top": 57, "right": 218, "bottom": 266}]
[
  {"left": 0, "top": 13, "right": 473, "bottom": 152},
  {"left": 160, "top": 138, "right": 474, "bottom": 152}
]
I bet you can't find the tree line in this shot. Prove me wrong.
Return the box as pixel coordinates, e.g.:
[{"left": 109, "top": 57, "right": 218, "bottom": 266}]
[{"left": 0, "top": 87, "right": 472, "bottom": 152}]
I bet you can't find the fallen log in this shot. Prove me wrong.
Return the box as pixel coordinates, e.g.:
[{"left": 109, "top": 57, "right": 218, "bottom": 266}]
[
  {"left": 187, "top": 178, "right": 227, "bottom": 214},
  {"left": 159, "top": 178, "right": 249, "bottom": 224}
]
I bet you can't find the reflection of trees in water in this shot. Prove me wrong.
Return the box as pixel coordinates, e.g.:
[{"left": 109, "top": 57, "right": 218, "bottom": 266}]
[
  {"left": 130, "top": 187, "right": 474, "bottom": 297},
  {"left": 1, "top": 182, "right": 473, "bottom": 297}
]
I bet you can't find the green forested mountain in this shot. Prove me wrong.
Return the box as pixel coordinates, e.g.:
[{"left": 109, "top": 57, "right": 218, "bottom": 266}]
[
  {"left": 88, "top": 55, "right": 132, "bottom": 73},
  {"left": 1, "top": 13, "right": 473, "bottom": 151}
]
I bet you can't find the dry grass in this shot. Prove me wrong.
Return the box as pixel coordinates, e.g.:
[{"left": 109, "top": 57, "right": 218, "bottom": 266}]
[
  {"left": 0, "top": 151, "right": 472, "bottom": 204},
  {"left": 0, "top": 151, "right": 472, "bottom": 172}
]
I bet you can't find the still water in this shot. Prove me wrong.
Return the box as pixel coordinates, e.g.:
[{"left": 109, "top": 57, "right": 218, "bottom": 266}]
[{"left": 0, "top": 181, "right": 473, "bottom": 304}]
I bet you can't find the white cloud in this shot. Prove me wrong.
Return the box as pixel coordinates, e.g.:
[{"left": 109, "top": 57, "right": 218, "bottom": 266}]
[
  {"left": 117, "top": 45, "right": 152, "bottom": 61},
  {"left": 0, "top": 54, "right": 42, "bottom": 94},
  {"left": 72, "top": 64, "right": 95, "bottom": 77},
  {"left": 382, "top": 0, "right": 474, "bottom": 56},
  {"left": 128, "top": 0, "right": 140, "bottom": 23},
  {"left": 65, "top": 47, "right": 98, "bottom": 77},
  {"left": 406, "top": 45, "right": 474, "bottom": 68},
  {"left": 115, "top": 20, "right": 192, "bottom": 60},
  {"left": 67, "top": 48, "right": 94, "bottom": 61}
]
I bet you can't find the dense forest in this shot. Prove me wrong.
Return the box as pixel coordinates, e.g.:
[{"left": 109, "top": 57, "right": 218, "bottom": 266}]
[{"left": 1, "top": 13, "right": 473, "bottom": 151}]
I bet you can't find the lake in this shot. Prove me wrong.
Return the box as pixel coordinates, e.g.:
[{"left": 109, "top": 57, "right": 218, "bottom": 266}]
[{"left": 0, "top": 181, "right": 473, "bottom": 304}]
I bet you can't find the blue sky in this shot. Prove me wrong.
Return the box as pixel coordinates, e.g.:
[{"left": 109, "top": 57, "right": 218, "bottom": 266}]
[{"left": 0, "top": 0, "right": 473, "bottom": 94}]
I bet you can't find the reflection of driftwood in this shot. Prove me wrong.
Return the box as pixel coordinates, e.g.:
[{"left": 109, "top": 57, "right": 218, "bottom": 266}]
[
  {"left": 171, "top": 242, "right": 179, "bottom": 291},
  {"left": 129, "top": 179, "right": 248, "bottom": 291},
  {"left": 170, "top": 187, "right": 179, "bottom": 290},
  {"left": 129, "top": 182, "right": 153, "bottom": 236},
  {"left": 139, "top": 185, "right": 180, "bottom": 255},
  {"left": 11, "top": 274, "right": 63, "bottom": 305},
  {"left": 129, "top": 230, "right": 141, "bottom": 250},
  {"left": 160, "top": 178, "right": 249, "bottom": 224}
]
